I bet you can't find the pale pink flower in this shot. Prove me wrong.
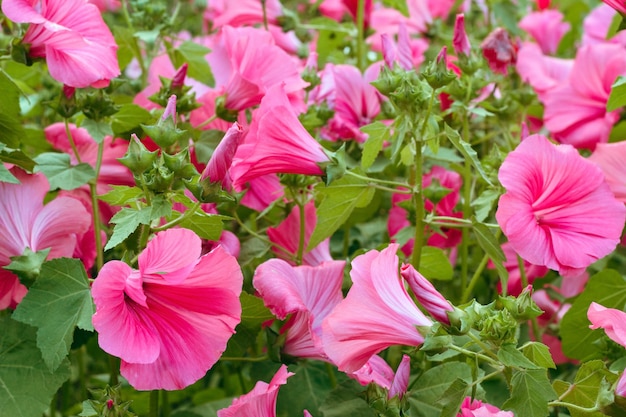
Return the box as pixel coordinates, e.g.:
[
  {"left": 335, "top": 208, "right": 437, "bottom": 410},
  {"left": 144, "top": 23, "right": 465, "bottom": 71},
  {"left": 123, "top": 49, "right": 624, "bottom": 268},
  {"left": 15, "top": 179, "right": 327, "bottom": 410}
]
[
  {"left": 582, "top": 5, "right": 626, "bottom": 49},
  {"left": 0, "top": 168, "right": 90, "bottom": 309},
  {"left": 588, "top": 302, "right": 626, "bottom": 347},
  {"left": 515, "top": 42, "right": 573, "bottom": 101},
  {"left": 201, "top": 122, "right": 244, "bottom": 189},
  {"left": 401, "top": 264, "right": 454, "bottom": 324},
  {"left": 542, "top": 44, "right": 626, "bottom": 150},
  {"left": 601, "top": 0, "right": 626, "bottom": 15},
  {"left": 206, "top": 0, "right": 284, "bottom": 28},
  {"left": 618, "top": 373, "right": 626, "bottom": 397},
  {"left": 380, "top": 23, "right": 414, "bottom": 70},
  {"left": 2, "top": 0, "right": 120, "bottom": 88},
  {"left": 217, "top": 364, "right": 293, "bottom": 417},
  {"left": 495, "top": 134, "right": 626, "bottom": 276},
  {"left": 87, "top": 0, "right": 120, "bottom": 12},
  {"left": 267, "top": 202, "right": 332, "bottom": 266},
  {"left": 92, "top": 228, "right": 243, "bottom": 390},
  {"left": 453, "top": 14, "right": 471, "bottom": 57},
  {"left": 351, "top": 354, "right": 411, "bottom": 399},
  {"left": 230, "top": 83, "right": 329, "bottom": 188},
  {"left": 589, "top": 141, "right": 626, "bottom": 203},
  {"left": 518, "top": 10, "right": 570, "bottom": 54},
  {"left": 458, "top": 397, "right": 514, "bottom": 417},
  {"left": 253, "top": 259, "right": 345, "bottom": 360},
  {"left": 322, "top": 244, "right": 431, "bottom": 373}
]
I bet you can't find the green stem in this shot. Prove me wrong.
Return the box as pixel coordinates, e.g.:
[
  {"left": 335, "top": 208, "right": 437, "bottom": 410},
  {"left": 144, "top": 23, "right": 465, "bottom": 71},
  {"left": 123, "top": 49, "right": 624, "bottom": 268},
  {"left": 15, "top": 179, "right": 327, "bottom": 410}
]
[
  {"left": 325, "top": 362, "right": 338, "bottom": 389},
  {"left": 345, "top": 170, "right": 410, "bottom": 189},
  {"left": 261, "top": 0, "right": 269, "bottom": 30},
  {"left": 296, "top": 201, "right": 306, "bottom": 265},
  {"left": 152, "top": 202, "right": 201, "bottom": 232},
  {"left": 355, "top": 0, "right": 365, "bottom": 71},
  {"left": 108, "top": 354, "right": 119, "bottom": 386},
  {"left": 161, "top": 391, "right": 170, "bottom": 417},
  {"left": 460, "top": 253, "right": 490, "bottom": 304},
  {"left": 120, "top": 0, "right": 147, "bottom": 85},
  {"left": 220, "top": 355, "right": 269, "bottom": 362},
  {"left": 64, "top": 119, "right": 82, "bottom": 164},
  {"left": 460, "top": 113, "right": 472, "bottom": 293},
  {"left": 89, "top": 141, "right": 105, "bottom": 271},
  {"left": 548, "top": 401, "right": 599, "bottom": 413},
  {"left": 195, "top": 114, "right": 218, "bottom": 130},
  {"left": 449, "top": 344, "right": 501, "bottom": 368},
  {"left": 467, "top": 331, "right": 500, "bottom": 361},
  {"left": 411, "top": 139, "right": 425, "bottom": 268},
  {"left": 233, "top": 212, "right": 294, "bottom": 260},
  {"left": 517, "top": 255, "right": 542, "bottom": 341},
  {"left": 149, "top": 390, "right": 159, "bottom": 417}
]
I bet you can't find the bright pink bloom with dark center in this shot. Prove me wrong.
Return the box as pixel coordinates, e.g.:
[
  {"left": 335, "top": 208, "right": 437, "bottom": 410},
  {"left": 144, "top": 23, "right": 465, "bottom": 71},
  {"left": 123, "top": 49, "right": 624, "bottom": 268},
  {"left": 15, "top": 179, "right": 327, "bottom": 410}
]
[
  {"left": 2, "top": 0, "right": 120, "bottom": 87},
  {"left": 92, "top": 228, "right": 243, "bottom": 390},
  {"left": 0, "top": 168, "right": 90, "bottom": 309},
  {"left": 217, "top": 364, "right": 293, "bottom": 417},
  {"left": 322, "top": 244, "right": 431, "bottom": 373},
  {"left": 495, "top": 134, "right": 625, "bottom": 277}
]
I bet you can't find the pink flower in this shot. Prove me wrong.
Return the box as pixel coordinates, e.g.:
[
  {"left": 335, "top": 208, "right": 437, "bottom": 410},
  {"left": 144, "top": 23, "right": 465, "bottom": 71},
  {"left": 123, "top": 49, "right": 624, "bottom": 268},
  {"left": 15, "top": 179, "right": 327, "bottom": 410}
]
[
  {"left": 201, "top": 122, "right": 244, "bottom": 189},
  {"left": 518, "top": 10, "right": 570, "bottom": 54},
  {"left": 207, "top": 0, "right": 284, "bottom": 28},
  {"left": 542, "top": 44, "right": 626, "bottom": 150},
  {"left": 267, "top": 202, "right": 332, "bottom": 266},
  {"left": 253, "top": 259, "right": 346, "bottom": 360},
  {"left": 92, "top": 228, "right": 243, "bottom": 390},
  {"left": 589, "top": 141, "right": 626, "bottom": 203},
  {"left": 582, "top": 5, "right": 626, "bottom": 48},
  {"left": 495, "top": 134, "right": 626, "bottom": 277},
  {"left": 217, "top": 364, "right": 293, "bottom": 417},
  {"left": 495, "top": 243, "right": 548, "bottom": 296},
  {"left": 458, "top": 397, "right": 514, "bottom": 417},
  {"left": 401, "top": 264, "right": 454, "bottom": 325},
  {"left": 516, "top": 42, "right": 573, "bottom": 101},
  {"left": 588, "top": 302, "right": 626, "bottom": 347},
  {"left": 0, "top": 168, "right": 90, "bottom": 309},
  {"left": 481, "top": 28, "right": 517, "bottom": 74},
  {"left": 239, "top": 174, "right": 285, "bottom": 212},
  {"left": 2, "top": 0, "right": 120, "bottom": 88},
  {"left": 453, "top": 14, "right": 471, "bottom": 57},
  {"left": 618, "top": 373, "right": 626, "bottom": 397},
  {"left": 381, "top": 23, "right": 413, "bottom": 70},
  {"left": 601, "top": 0, "right": 626, "bottom": 15},
  {"left": 230, "top": 83, "right": 330, "bottom": 188},
  {"left": 322, "top": 244, "right": 431, "bottom": 373},
  {"left": 351, "top": 354, "right": 411, "bottom": 399}
]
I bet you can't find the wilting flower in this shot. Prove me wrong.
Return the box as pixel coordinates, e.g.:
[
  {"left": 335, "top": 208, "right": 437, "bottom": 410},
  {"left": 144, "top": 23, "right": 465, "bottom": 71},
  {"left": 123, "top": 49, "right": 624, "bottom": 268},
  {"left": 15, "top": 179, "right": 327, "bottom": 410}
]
[
  {"left": 322, "top": 244, "right": 431, "bottom": 373},
  {"left": 92, "top": 228, "right": 243, "bottom": 390},
  {"left": 481, "top": 28, "right": 517, "bottom": 74},
  {"left": 495, "top": 134, "right": 626, "bottom": 276},
  {"left": 2, "top": 0, "right": 120, "bottom": 87},
  {"left": 217, "top": 364, "right": 294, "bottom": 417},
  {"left": 267, "top": 202, "right": 332, "bottom": 266},
  {"left": 254, "top": 259, "right": 346, "bottom": 360},
  {"left": 230, "top": 83, "right": 330, "bottom": 188},
  {"left": 589, "top": 141, "right": 626, "bottom": 203},
  {"left": 0, "top": 168, "right": 90, "bottom": 309},
  {"left": 458, "top": 397, "right": 514, "bottom": 416}
]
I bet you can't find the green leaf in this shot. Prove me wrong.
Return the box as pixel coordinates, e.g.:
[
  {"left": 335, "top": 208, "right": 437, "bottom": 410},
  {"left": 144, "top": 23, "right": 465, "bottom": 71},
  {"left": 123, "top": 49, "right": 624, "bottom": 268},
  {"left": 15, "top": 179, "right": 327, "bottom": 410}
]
[
  {"left": 0, "top": 316, "right": 71, "bottom": 417},
  {"left": 308, "top": 169, "right": 375, "bottom": 250},
  {"left": 420, "top": 246, "right": 454, "bottom": 281},
  {"left": 13, "top": 258, "right": 94, "bottom": 371},
  {"left": 521, "top": 342, "right": 556, "bottom": 369},
  {"left": 473, "top": 222, "right": 509, "bottom": 292},
  {"left": 437, "top": 378, "right": 469, "bottom": 417},
  {"left": 0, "top": 145, "right": 36, "bottom": 172},
  {"left": 497, "top": 344, "right": 541, "bottom": 370},
  {"left": 113, "top": 26, "right": 142, "bottom": 70},
  {"left": 105, "top": 207, "right": 152, "bottom": 250},
  {"left": 444, "top": 124, "right": 493, "bottom": 186},
  {"left": 607, "top": 76, "right": 626, "bottom": 112},
  {"left": 560, "top": 269, "right": 626, "bottom": 361},
  {"left": 178, "top": 211, "right": 227, "bottom": 241},
  {"left": 277, "top": 362, "right": 336, "bottom": 416},
  {"left": 0, "top": 70, "right": 25, "bottom": 148},
  {"left": 408, "top": 362, "right": 473, "bottom": 417},
  {"left": 111, "top": 103, "right": 151, "bottom": 135},
  {"left": 34, "top": 152, "right": 96, "bottom": 190},
  {"left": 380, "top": 0, "right": 409, "bottom": 16},
  {"left": 492, "top": 0, "right": 521, "bottom": 35},
  {"left": 553, "top": 360, "right": 617, "bottom": 417},
  {"left": 82, "top": 118, "right": 113, "bottom": 144},
  {"left": 361, "top": 121, "right": 389, "bottom": 170},
  {"left": 4, "top": 248, "right": 50, "bottom": 287},
  {"left": 98, "top": 185, "right": 144, "bottom": 206},
  {"left": 502, "top": 369, "right": 557, "bottom": 417},
  {"left": 319, "top": 380, "right": 373, "bottom": 417},
  {"left": 471, "top": 188, "right": 501, "bottom": 223},
  {"left": 173, "top": 41, "right": 214, "bottom": 87},
  {"left": 0, "top": 163, "right": 19, "bottom": 183},
  {"left": 239, "top": 292, "right": 274, "bottom": 329}
]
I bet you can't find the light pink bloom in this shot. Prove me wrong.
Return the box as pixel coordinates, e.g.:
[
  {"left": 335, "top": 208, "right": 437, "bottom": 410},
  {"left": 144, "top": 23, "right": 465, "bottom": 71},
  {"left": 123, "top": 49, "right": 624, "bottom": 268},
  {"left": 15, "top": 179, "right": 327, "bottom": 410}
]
[
  {"left": 230, "top": 83, "right": 329, "bottom": 188},
  {"left": 601, "top": 0, "right": 626, "bottom": 15},
  {"left": 495, "top": 134, "right": 626, "bottom": 277},
  {"left": 588, "top": 302, "right": 626, "bottom": 347},
  {"left": 401, "top": 264, "right": 454, "bottom": 324},
  {"left": 0, "top": 168, "right": 90, "bottom": 309},
  {"left": 516, "top": 42, "right": 573, "bottom": 101},
  {"left": 582, "top": 5, "right": 626, "bottom": 49},
  {"left": 322, "top": 244, "right": 431, "bottom": 373},
  {"left": 494, "top": 243, "right": 548, "bottom": 296},
  {"left": 458, "top": 397, "right": 514, "bottom": 417},
  {"left": 254, "top": 259, "right": 345, "bottom": 360},
  {"left": 618, "top": 372, "right": 626, "bottom": 397},
  {"left": 453, "top": 14, "right": 471, "bottom": 57},
  {"left": 518, "top": 10, "right": 570, "bottom": 54},
  {"left": 427, "top": 0, "right": 456, "bottom": 19},
  {"left": 206, "top": 0, "right": 284, "bottom": 28},
  {"left": 351, "top": 354, "right": 410, "bottom": 399},
  {"left": 481, "top": 28, "right": 517, "bottom": 75},
  {"left": 201, "top": 122, "right": 244, "bottom": 189},
  {"left": 92, "top": 228, "right": 243, "bottom": 390},
  {"left": 217, "top": 364, "right": 293, "bottom": 417},
  {"left": 589, "top": 141, "right": 626, "bottom": 203},
  {"left": 2, "top": 0, "right": 120, "bottom": 88},
  {"left": 87, "top": 0, "right": 120, "bottom": 12},
  {"left": 542, "top": 44, "right": 626, "bottom": 150},
  {"left": 267, "top": 202, "right": 332, "bottom": 266},
  {"left": 239, "top": 174, "right": 285, "bottom": 212}
]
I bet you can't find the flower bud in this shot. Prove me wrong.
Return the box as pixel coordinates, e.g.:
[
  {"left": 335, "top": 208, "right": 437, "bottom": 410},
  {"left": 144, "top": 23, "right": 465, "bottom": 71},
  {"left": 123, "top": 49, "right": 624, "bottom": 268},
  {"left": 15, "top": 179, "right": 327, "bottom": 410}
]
[
  {"left": 481, "top": 28, "right": 518, "bottom": 75},
  {"left": 401, "top": 263, "right": 454, "bottom": 325},
  {"left": 202, "top": 122, "right": 244, "bottom": 187},
  {"left": 171, "top": 63, "right": 188, "bottom": 90},
  {"left": 422, "top": 46, "right": 457, "bottom": 89},
  {"left": 118, "top": 134, "right": 158, "bottom": 174},
  {"left": 453, "top": 14, "right": 471, "bottom": 57}
]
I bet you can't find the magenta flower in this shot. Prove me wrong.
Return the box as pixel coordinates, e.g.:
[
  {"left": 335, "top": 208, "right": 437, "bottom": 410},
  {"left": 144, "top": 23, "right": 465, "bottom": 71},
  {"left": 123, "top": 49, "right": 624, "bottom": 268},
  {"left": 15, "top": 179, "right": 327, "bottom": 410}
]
[
  {"left": 481, "top": 28, "right": 517, "bottom": 75},
  {"left": 495, "top": 134, "right": 626, "bottom": 277},
  {"left": 92, "top": 228, "right": 243, "bottom": 390},
  {"left": 0, "top": 168, "right": 90, "bottom": 309},
  {"left": 267, "top": 202, "right": 332, "bottom": 266},
  {"left": 217, "top": 364, "right": 294, "bottom": 417},
  {"left": 230, "top": 83, "right": 330, "bottom": 188},
  {"left": 453, "top": 14, "right": 471, "bottom": 57},
  {"left": 253, "top": 259, "right": 346, "bottom": 360},
  {"left": 2, "top": 0, "right": 120, "bottom": 88},
  {"left": 588, "top": 141, "right": 626, "bottom": 203},
  {"left": 201, "top": 122, "right": 244, "bottom": 189},
  {"left": 322, "top": 244, "right": 431, "bottom": 373},
  {"left": 458, "top": 397, "right": 514, "bottom": 417},
  {"left": 601, "top": 0, "right": 626, "bottom": 15}
]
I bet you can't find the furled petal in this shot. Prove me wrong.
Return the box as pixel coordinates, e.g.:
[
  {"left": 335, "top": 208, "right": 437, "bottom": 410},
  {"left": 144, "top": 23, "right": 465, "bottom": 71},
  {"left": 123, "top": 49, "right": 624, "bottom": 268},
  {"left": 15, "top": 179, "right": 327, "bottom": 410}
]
[
  {"left": 588, "top": 302, "right": 626, "bottom": 347},
  {"left": 139, "top": 228, "right": 201, "bottom": 283}
]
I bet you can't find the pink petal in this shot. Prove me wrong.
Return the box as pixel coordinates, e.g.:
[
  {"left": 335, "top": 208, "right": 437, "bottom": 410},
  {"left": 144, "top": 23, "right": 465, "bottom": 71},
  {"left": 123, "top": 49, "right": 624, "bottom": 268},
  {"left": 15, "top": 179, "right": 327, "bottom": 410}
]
[
  {"left": 588, "top": 302, "right": 626, "bottom": 347},
  {"left": 139, "top": 228, "right": 202, "bottom": 283}
]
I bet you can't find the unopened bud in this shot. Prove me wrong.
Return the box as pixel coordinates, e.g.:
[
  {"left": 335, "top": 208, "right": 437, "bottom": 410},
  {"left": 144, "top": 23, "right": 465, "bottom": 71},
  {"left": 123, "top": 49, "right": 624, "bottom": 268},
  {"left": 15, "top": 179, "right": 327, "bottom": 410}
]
[
  {"left": 453, "top": 14, "right": 471, "bottom": 57},
  {"left": 118, "top": 134, "right": 158, "bottom": 174}
]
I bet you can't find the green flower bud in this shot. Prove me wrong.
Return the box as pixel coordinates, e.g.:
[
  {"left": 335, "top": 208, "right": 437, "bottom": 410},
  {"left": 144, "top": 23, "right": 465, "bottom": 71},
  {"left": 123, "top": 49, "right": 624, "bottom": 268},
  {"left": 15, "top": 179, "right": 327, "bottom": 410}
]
[{"left": 118, "top": 134, "right": 158, "bottom": 174}]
